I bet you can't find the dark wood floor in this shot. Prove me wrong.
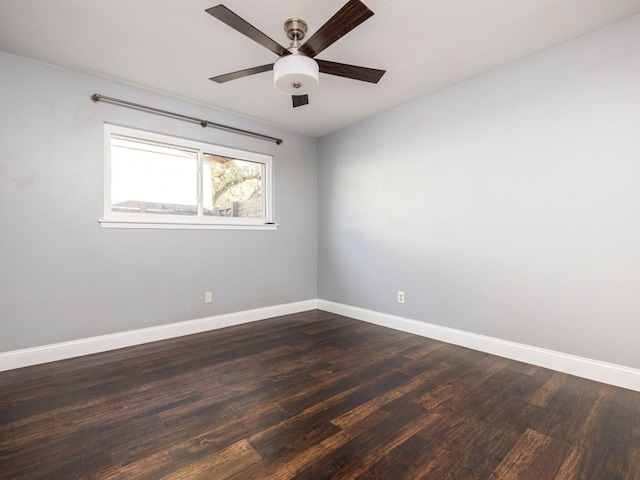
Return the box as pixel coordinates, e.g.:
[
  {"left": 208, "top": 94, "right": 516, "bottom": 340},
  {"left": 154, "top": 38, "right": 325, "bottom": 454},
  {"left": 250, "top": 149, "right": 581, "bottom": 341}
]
[{"left": 1, "top": 310, "right": 639, "bottom": 479}]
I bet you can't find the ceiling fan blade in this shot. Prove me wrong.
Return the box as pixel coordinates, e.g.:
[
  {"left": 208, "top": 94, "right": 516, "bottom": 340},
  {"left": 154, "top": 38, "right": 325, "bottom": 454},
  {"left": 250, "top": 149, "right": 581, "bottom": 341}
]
[
  {"left": 206, "top": 5, "right": 289, "bottom": 57},
  {"left": 317, "top": 59, "right": 385, "bottom": 84},
  {"left": 298, "top": 0, "right": 374, "bottom": 58},
  {"left": 210, "top": 63, "right": 274, "bottom": 83},
  {"left": 292, "top": 95, "right": 309, "bottom": 108}
]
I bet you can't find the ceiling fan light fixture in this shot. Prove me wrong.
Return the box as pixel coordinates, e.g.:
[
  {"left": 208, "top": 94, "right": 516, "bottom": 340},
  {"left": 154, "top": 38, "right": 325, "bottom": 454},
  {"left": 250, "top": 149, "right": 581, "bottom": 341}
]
[{"left": 273, "top": 54, "right": 319, "bottom": 95}]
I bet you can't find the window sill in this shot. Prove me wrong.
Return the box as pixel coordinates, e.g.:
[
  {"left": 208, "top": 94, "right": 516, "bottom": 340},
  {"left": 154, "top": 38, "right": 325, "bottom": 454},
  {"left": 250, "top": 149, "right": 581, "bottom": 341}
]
[{"left": 99, "top": 219, "right": 278, "bottom": 230}]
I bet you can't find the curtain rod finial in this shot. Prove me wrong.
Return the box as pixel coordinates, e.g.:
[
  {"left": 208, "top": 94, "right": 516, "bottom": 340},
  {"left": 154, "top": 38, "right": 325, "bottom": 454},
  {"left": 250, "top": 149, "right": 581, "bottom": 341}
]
[{"left": 91, "top": 94, "right": 101, "bottom": 102}]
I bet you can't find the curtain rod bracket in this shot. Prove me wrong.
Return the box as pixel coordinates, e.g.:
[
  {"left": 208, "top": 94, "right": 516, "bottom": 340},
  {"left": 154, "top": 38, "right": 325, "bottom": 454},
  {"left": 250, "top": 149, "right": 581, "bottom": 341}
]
[{"left": 91, "top": 93, "right": 282, "bottom": 145}]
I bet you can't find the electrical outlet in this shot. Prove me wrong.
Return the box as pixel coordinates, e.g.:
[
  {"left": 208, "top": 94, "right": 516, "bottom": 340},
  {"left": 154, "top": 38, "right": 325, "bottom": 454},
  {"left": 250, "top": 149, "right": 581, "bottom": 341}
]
[
  {"left": 205, "top": 292, "right": 212, "bottom": 304},
  {"left": 397, "top": 291, "right": 405, "bottom": 304}
]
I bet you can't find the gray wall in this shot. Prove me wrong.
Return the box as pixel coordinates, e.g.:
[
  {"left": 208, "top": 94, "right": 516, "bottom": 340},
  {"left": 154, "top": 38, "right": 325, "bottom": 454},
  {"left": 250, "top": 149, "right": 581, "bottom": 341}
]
[
  {"left": 318, "top": 15, "right": 640, "bottom": 369},
  {"left": 0, "top": 52, "right": 317, "bottom": 351}
]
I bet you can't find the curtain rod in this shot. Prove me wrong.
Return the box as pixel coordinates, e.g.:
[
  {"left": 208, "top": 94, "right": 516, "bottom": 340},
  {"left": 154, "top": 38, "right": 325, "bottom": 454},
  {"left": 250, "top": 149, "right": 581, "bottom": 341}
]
[{"left": 91, "top": 94, "right": 283, "bottom": 145}]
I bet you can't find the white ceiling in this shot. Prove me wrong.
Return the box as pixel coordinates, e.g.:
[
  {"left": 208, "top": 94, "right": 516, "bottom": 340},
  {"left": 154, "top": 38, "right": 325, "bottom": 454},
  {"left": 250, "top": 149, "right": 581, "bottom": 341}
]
[{"left": 1, "top": 0, "right": 640, "bottom": 137}]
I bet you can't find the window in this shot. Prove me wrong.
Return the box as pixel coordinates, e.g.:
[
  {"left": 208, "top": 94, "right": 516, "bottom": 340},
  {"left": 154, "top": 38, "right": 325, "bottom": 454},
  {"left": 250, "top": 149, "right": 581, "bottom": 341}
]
[{"left": 101, "top": 125, "right": 274, "bottom": 229}]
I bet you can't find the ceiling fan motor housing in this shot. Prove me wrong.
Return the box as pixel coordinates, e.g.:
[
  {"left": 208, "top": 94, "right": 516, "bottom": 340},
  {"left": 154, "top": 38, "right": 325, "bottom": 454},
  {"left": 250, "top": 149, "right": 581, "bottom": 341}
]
[{"left": 284, "top": 18, "right": 308, "bottom": 41}]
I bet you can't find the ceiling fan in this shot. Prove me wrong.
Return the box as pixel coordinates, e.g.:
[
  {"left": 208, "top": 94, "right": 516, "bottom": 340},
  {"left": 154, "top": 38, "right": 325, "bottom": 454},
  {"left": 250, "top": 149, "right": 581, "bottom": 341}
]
[{"left": 206, "top": 0, "right": 386, "bottom": 108}]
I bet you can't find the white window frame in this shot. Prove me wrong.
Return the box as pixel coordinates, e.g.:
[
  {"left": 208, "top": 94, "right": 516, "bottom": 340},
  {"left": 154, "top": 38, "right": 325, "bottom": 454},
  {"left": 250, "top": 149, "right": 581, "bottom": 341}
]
[{"left": 100, "top": 124, "right": 276, "bottom": 230}]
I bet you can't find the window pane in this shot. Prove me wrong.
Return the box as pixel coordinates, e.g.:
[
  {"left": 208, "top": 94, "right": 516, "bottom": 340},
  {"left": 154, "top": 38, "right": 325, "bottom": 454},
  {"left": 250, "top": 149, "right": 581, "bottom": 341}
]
[
  {"left": 111, "top": 136, "right": 198, "bottom": 215},
  {"left": 203, "top": 154, "right": 265, "bottom": 218}
]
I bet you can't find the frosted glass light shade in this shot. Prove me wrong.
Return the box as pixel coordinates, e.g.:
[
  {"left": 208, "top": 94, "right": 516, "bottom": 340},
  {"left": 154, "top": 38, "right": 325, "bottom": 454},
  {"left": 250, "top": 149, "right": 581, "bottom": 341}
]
[{"left": 273, "top": 55, "right": 319, "bottom": 95}]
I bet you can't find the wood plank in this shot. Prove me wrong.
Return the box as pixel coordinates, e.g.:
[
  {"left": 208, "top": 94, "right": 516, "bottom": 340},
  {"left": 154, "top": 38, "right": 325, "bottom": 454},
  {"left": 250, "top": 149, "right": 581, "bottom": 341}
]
[
  {"left": 624, "top": 448, "right": 640, "bottom": 480},
  {"left": 553, "top": 445, "right": 585, "bottom": 480},
  {"left": 489, "top": 429, "right": 572, "bottom": 479},
  {"left": 161, "top": 440, "right": 261, "bottom": 480}
]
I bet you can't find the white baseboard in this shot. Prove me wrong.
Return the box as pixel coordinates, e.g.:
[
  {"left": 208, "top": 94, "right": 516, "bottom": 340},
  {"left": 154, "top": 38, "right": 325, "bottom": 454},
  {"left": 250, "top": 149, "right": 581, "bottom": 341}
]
[
  {"left": 0, "top": 300, "right": 318, "bottom": 372},
  {"left": 317, "top": 300, "right": 640, "bottom": 392},
  {"left": 4, "top": 299, "right": 639, "bottom": 392}
]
